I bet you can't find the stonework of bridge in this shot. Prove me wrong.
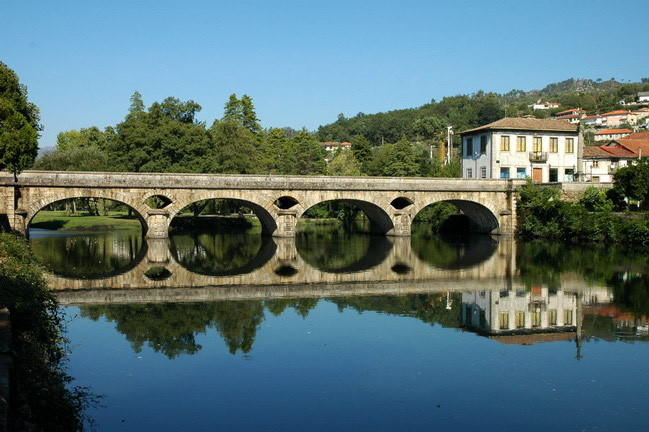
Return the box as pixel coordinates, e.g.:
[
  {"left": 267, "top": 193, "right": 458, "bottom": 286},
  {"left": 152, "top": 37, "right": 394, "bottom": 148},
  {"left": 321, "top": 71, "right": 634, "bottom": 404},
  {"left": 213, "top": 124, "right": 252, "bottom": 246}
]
[
  {"left": 1, "top": 171, "right": 524, "bottom": 239},
  {"left": 51, "top": 236, "right": 515, "bottom": 304}
]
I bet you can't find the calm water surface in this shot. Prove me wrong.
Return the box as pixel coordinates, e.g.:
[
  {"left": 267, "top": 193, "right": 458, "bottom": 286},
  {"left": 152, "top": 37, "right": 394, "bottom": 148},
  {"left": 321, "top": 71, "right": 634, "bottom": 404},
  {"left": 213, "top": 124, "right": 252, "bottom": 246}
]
[{"left": 30, "top": 228, "right": 649, "bottom": 432}]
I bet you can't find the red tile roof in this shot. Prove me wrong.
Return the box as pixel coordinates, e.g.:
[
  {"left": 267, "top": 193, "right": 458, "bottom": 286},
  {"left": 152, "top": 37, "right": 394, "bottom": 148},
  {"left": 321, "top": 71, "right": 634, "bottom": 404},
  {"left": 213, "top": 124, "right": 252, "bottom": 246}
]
[
  {"left": 556, "top": 108, "right": 585, "bottom": 116},
  {"left": 461, "top": 117, "right": 578, "bottom": 135},
  {"left": 612, "top": 131, "right": 649, "bottom": 156},
  {"left": 594, "top": 128, "right": 633, "bottom": 135},
  {"left": 601, "top": 110, "right": 632, "bottom": 116}
]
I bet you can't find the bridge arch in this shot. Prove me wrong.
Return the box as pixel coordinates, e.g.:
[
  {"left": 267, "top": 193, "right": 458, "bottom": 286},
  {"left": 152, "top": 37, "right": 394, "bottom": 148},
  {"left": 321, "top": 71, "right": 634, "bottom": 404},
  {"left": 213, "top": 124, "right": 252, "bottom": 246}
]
[
  {"left": 299, "top": 198, "right": 395, "bottom": 235},
  {"left": 413, "top": 196, "right": 501, "bottom": 234},
  {"left": 169, "top": 194, "right": 280, "bottom": 237},
  {"left": 24, "top": 192, "right": 149, "bottom": 236}
]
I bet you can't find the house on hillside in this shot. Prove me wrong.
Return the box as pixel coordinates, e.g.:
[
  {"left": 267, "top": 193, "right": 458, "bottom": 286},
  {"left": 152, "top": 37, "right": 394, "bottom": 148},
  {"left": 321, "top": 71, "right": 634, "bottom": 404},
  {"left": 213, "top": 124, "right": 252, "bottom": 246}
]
[
  {"left": 531, "top": 101, "right": 561, "bottom": 110},
  {"left": 638, "top": 92, "right": 649, "bottom": 103},
  {"left": 593, "top": 128, "right": 633, "bottom": 142},
  {"left": 321, "top": 141, "right": 352, "bottom": 152},
  {"left": 459, "top": 117, "right": 580, "bottom": 183},
  {"left": 581, "top": 115, "right": 603, "bottom": 127},
  {"left": 554, "top": 108, "right": 586, "bottom": 124},
  {"left": 582, "top": 145, "right": 636, "bottom": 182},
  {"left": 607, "top": 131, "right": 649, "bottom": 157},
  {"left": 600, "top": 110, "right": 638, "bottom": 127}
]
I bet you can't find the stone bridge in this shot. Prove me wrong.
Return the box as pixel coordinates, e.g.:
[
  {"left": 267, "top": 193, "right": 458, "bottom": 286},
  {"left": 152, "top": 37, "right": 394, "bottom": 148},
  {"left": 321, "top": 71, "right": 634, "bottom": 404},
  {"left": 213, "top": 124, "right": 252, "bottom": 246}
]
[
  {"left": 51, "top": 236, "right": 516, "bottom": 304},
  {"left": 1, "top": 171, "right": 524, "bottom": 238}
]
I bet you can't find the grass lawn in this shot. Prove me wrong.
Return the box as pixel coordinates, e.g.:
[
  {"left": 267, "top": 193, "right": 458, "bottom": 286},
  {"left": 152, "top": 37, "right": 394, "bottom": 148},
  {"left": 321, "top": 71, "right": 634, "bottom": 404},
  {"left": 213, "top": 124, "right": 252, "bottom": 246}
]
[{"left": 30, "top": 210, "right": 142, "bottom": 232}]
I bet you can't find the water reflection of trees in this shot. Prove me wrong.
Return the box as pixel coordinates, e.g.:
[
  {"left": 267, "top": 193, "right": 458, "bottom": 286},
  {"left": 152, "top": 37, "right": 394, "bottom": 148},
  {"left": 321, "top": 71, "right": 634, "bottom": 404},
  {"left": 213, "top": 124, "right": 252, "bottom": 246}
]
[
  {"left": 29, "top": 232, "right": 144, "bottom": 278},
  {"left": 78, "top": 293, "right": 462, "bottom": 358},
  {"left": 170, "top": 233, "right": 274, "bottom": 276},
  {"left": 295, "top": 228, "right": 392, "bottom": 272},
  {"left": 410, "top": 232, "right": 498, "bottom": 269},
  {"left": 516, "top": 241, "right": 649, "bottom": 290}
]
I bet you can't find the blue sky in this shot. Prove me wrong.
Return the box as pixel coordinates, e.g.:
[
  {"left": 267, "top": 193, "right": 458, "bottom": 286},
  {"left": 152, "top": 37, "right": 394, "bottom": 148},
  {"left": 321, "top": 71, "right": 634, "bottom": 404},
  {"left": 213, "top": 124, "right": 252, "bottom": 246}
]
[{"left": 2, "top": 0, "right": 648, "bottom": 150}]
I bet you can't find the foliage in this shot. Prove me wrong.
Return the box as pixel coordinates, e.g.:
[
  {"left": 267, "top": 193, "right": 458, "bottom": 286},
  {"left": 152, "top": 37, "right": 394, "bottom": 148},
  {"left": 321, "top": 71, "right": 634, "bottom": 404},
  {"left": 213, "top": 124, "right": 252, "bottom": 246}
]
[
  {"left": 326, "top": 150, "right": 362, "bottom": 176},
  {"left": 517, "top": 180, "right": 649, "bottom": 245},
  {"left": 0, "top": 233, "right": 96, "bottom": 431},
  {"left": 413, "top": 202, "right": 457, "bottom": 232},
  {"left": 0, "top": 62, "right": 41, "bottom": 179},
  {"left": 610, "top": 159, "right": 649, "bottom": 210}
]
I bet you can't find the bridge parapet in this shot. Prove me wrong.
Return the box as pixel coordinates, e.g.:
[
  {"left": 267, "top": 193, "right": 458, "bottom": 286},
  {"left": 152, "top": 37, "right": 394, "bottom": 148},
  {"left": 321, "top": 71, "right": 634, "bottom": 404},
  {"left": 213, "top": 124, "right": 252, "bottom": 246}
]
[{"left": 1, "top": 171, "right": 524, "bottom": 238}]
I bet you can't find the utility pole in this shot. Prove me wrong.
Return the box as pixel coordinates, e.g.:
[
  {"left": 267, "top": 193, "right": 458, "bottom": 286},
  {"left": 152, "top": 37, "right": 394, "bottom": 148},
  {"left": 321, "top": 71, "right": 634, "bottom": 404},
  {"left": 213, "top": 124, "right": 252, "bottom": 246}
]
[{"left": 446, "top": 126, "right": 453, "bottom": 165}]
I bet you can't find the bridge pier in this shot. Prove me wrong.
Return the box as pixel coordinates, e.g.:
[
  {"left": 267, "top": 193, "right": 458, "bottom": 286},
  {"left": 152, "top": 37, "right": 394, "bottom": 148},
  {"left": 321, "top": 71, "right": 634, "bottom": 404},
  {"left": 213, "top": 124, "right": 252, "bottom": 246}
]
[
  {"left": 273, "top": 210, "right": 298, "bottom": 237},
  {"left": 387, "top": 211, "right": 412, "bottom": 236},
  {"left": 145, "top": 210, "right": 171, "bottom": 239}
]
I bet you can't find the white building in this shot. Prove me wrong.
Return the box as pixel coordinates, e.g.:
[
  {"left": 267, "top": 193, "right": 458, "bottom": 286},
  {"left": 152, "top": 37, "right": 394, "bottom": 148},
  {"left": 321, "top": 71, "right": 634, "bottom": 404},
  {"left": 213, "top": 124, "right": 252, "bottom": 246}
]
[
  {"left": 460, "top": 117, "right": 580, "bottom": 183},
  {"left": 461, "top": 286, "right": 578, "bottom": 335}
]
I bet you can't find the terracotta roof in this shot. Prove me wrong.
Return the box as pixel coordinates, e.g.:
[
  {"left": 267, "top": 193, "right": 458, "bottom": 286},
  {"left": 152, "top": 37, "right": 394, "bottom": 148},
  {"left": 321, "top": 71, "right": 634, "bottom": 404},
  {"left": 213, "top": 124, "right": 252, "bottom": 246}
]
[
  {"left": 600, "top": 145, "right": 638, "bottom": 158},
  {"left": 461, "top": 117, "right": 578, "bottom": 135},
  {"left": 583, "top": 146, "right": 611, "bottom": 158},
  {"left": 594, "top": 128, "right": 633, "bottom": 135},
  {"left": 556, "top": 108, "right": 585, "bottom": 115},
  {"left": 614, "top": 131, "right": 649, "bottom": 156},
  {"left": 601, "top": 110, "right": 632, "bottom": 116}
]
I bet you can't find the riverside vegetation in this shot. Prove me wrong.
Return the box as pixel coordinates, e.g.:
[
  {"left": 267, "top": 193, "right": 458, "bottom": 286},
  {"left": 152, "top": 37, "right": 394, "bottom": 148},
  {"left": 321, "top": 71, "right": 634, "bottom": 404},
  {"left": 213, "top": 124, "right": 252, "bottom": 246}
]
[{"left": 0, "top": 233, "right": 97, "bottom": 431}]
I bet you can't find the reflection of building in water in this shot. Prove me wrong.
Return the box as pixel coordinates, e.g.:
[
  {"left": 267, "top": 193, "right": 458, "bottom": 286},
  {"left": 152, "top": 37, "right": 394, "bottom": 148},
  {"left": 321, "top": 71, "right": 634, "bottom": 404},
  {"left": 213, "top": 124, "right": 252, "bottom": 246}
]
[{"left": 461, "top": 286, "right": 578, "bottom": 340}]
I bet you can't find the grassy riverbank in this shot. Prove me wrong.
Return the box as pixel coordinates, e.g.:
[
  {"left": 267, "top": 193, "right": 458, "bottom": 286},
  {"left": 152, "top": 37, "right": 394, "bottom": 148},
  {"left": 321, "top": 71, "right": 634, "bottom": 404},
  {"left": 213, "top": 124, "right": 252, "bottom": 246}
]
[
  {"left": 30, "top": 210, "right": 141, "bottom": 232},
  {"left": 0, "top": 233, "right": 93, "bottom": 431}
]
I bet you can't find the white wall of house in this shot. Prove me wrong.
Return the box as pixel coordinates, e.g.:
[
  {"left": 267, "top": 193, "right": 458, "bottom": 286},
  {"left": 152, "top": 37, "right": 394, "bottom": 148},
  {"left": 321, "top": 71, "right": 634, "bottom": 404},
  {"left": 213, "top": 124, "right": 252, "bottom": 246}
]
[{"left": 462, "top": 130, "right": 579, "bottom": 182}]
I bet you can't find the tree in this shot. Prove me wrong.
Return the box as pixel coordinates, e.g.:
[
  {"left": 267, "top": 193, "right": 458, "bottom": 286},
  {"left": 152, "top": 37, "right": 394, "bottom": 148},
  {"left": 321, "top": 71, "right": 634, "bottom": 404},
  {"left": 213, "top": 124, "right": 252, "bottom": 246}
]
[
  {"left": 326, "top": 150, "right": 362, "bottom": 176},
  {"left": 222, "top": 94, "right": 261, "bottom": 135},
  {"left": 611, "top": 160, "right": 649, "bottom": 210},
  {"left": 290, "top": 131, "right": 326, "bottom": 175},
  {"left": 210, "top": 119, "right": 261, "bottom": 174},
  {"left": 351, "top": 134, "right": 373, "bottom": 173},
  {"left": 0, "top": 62, "right": 41, "bottom": 179}
]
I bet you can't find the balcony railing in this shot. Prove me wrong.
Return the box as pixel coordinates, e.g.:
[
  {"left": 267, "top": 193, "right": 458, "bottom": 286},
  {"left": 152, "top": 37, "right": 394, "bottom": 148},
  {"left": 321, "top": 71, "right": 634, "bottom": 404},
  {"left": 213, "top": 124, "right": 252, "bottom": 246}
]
[{"left": 529, "top": 151, "right": 548, "bottom": 162}]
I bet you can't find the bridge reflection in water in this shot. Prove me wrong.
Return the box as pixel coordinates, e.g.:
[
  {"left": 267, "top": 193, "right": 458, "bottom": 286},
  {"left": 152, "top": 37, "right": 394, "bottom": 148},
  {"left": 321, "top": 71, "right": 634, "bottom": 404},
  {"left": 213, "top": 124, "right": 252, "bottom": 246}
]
[{"left": 51, "top": 235, "right": 599, "bottom": 329}]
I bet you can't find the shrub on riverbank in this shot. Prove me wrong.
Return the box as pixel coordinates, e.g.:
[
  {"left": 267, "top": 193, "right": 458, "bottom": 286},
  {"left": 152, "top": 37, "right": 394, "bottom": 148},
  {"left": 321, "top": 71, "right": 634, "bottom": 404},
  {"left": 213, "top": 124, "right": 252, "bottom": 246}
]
[
  {"left": 0, "top": 232, "right": 94, "bottom": 431},
  {"left": 517, "top": 181, "right": 649, "bottom": 245}
]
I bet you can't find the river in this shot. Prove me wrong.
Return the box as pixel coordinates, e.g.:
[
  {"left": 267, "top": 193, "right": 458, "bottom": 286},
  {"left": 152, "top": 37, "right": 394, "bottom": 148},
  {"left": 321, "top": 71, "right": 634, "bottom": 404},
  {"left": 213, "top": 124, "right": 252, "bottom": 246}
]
[{"left": 29, "top": 227, "right": 649, "bottom": 432}]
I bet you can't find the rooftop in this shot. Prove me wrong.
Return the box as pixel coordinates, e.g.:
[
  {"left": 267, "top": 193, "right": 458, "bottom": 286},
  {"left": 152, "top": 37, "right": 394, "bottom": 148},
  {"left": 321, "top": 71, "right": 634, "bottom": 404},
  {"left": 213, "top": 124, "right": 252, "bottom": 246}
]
[
  {"left": 461, "top": 117, "right": 578, "bottom": 135},
  {"left": 594, "top": 128, "right": 633, "bottom": 135}
]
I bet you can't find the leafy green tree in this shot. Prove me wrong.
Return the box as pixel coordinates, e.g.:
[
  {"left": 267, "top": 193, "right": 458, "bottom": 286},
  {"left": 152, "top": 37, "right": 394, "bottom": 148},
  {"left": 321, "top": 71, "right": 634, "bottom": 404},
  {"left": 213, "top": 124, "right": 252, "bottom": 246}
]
[
  {"left": 326, "top": 150, "right": 362, "bottom": 176},
  {"left": 210, "top": 119, "right": 261, "bottom": 174},
  {"left": 351, "top": 134, "right": 373, "bottom": 173},
  {"left": 0, "top": 62, "right": 41, "bottom": 179},
  {"left": 260, "top": 128, "right": 293, "bottom": 174},
  {"left": 290, "top": 131, "right": 326, "bottom": 175},
  {"left": 368, "top": 139, "right": 419, "bottom": 177},
  {"left": 222, "top": 93, "right": 262, "bottom": 135},
  {"left": 611, "top": 160, "right": 649, "bottom": 210},
  {"left": 33, "top": 146, "right": 112, "bottom": 171}
]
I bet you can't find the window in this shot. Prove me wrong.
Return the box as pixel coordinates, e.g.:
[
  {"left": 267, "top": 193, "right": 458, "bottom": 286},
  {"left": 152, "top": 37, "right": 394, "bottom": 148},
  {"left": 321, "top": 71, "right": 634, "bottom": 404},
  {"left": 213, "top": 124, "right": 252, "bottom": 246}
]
[
  {"left": 466, "top": 138, "right": 473, "bottom": 156},
  {"left": 549, "top": 309, "right": 557, "bottom": 326},
  {"left": 565, "top": 138, "right": 574, "bottom": 153},
  {"left": 499, "top": 313, "right": 509, "bottom": 330},
  {"left": 466, "top": 168, "right": 473, "bottom": 178},
  {"left": 564, "top": 309, "right": 573, "bottom": 325},
  {"left": 501, "top": 135, "right": 510, "bottom": 151},
  {"left": 532, "top": 311, "right": 542, "bottom": 328},
  {"left": 480, "top": 166, "right": 487, "bottom": 178},
  {"left": 549, "top": 168, "right": 558, "bottom": 182},
  {"left": 516, "top": 136, "right": 526, "bottom": 152},
  {"left": 500, "top": 167, "right": 510, "bottom": 179},
  {"left": 515, "top": 312, "right": 526, "bottom": 328},
  {"left": 480, "top": 135, "right": 487, "bottom": 154},
  {"left": 516, "top": 167, "right": 526, "bottom": 179},
  {"left": 550, "top": 137, "right": 558, "bottom": 153},
  {"left": 533, "top": 137, "right": 542, "bottom": 152},
  {"left": 564, "top": 168, "right": 574, "bottom": 182}
]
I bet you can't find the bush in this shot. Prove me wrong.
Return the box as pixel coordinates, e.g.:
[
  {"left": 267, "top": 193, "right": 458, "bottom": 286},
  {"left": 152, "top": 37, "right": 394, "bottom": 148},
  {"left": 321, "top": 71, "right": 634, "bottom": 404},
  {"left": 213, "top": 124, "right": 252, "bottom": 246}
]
[{"left": 0, "top": 233, "right": 96, "bottom": 431}]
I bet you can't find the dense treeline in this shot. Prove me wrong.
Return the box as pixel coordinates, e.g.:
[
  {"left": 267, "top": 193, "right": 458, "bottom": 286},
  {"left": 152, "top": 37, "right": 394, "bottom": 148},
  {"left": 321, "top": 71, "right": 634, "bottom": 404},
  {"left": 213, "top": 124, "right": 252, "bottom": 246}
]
[{"left": 317, "top": 78, "right": 649, "bottom": 146}]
